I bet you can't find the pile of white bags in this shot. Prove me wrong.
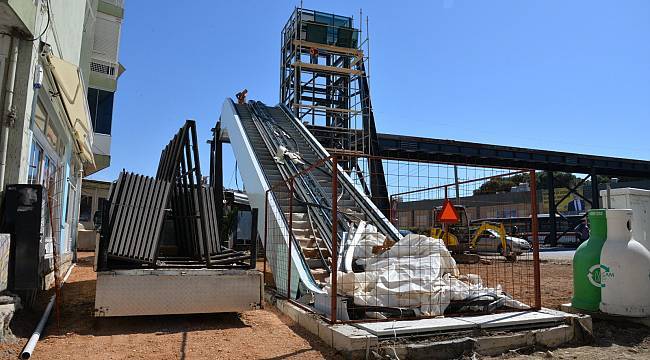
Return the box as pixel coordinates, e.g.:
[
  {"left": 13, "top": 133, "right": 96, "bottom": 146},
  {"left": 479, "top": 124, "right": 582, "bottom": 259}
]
[{"left": 327, "top": 230, "right": 529, "bottom": 316}]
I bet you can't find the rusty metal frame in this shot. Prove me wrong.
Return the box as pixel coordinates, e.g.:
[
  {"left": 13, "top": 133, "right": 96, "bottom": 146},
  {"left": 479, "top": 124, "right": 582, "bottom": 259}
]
[{"left": 261, "top": 154, "right": 543, "bottom": 325}]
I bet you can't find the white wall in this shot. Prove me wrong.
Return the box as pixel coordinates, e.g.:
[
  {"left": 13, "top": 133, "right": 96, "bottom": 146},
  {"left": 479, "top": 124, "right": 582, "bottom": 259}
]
[
  {"left": 92, "top": 132, "right": 111, "bottom": 156},
  {"left": 46, "top": 0, "right": 87, "bottom": 65},
  {"left": 601, "top": 188, "right": 650, "bottom": 249}
]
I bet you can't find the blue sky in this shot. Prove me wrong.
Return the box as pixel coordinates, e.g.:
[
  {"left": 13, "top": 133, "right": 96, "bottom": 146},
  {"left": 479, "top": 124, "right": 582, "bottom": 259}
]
[{"left": 91, "top": 0, "right": 650, "bottom": 187}]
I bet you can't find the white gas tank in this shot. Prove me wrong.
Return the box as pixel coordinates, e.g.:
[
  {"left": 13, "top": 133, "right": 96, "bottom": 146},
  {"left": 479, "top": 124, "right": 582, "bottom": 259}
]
[{"left": 599, "top": 209, "right": 650, "bottom": 317}]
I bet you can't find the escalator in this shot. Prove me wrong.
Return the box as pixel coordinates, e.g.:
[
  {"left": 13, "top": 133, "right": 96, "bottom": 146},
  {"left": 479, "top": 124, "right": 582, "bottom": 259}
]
[{"left": 220, "top": 99, "right": 400, "bottom": 297}]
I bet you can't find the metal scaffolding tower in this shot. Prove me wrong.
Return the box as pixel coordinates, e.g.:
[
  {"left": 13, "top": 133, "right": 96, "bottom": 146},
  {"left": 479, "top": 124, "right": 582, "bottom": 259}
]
[{"left": 280, "top": 8, "right": 389, "bottom": 214}]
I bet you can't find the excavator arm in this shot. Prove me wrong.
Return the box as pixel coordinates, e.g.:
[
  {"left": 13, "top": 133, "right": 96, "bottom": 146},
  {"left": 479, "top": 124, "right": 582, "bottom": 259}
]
[{"left": 470, "top": 222, "right": 508, "bottom": 254}]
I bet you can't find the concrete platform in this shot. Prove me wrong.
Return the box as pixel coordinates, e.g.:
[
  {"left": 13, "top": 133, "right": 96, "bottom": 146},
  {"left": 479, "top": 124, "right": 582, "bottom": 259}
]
[
  {"left": 355, "top": 308, "right": 569, "bottom": 336},
  {"left": 561, "top": 303, "right": 650, "bottom": 327},
  {"left": 265, "top": 291, "right": 592, "bottom": 359}
]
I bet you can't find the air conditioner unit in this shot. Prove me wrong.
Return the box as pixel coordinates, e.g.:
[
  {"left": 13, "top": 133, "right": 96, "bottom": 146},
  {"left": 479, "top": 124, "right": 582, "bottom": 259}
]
[{"left": 90, "top": 58, "right": 117, "bottom": 79}]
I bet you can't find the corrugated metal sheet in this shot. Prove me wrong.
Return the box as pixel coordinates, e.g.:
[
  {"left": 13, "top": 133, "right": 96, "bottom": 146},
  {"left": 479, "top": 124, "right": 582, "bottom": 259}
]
[
  {"left": 105, "top": 172, "right": 171, "bottom": 264},
  {"left": 97, "top": 120, "right": 250, "bottom": 270}
]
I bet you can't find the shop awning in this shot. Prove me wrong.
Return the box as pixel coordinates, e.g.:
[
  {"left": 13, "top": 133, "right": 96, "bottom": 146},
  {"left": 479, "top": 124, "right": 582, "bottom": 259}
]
[{"left": 46, "top": 54, "right": 95, "bottom": 165}]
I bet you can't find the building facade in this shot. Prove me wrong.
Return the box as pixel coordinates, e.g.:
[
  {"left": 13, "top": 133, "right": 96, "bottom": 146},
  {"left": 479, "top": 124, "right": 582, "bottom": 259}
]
[{"left": 0, "top": 0, "right": 123, "bottom": 276}]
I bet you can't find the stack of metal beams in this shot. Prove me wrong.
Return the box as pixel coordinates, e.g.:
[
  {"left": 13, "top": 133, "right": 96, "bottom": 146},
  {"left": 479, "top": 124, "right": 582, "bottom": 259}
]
[{"left": 96, "top": 120, "right": 254, "bottom": 270}]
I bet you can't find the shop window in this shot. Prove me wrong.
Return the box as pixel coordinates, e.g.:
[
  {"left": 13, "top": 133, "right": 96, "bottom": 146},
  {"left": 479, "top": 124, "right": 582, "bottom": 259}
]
[
  {"left": 87, "top": 87, "right": 113, "bottom": 135},
  {"left": 28, "top": 142, "right": 43, "bottom": 184}
]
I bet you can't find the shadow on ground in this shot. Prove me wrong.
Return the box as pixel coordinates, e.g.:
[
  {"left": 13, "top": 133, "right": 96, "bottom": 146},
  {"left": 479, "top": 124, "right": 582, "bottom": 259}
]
[{"left": 591, "top": 319, "right": 650, "bottom": 348}]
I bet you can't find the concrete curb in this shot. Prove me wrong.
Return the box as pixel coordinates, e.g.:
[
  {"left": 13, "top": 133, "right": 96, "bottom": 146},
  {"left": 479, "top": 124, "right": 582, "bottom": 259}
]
[
  {"left": 266, "top": 291, "right": 592, "bottom": 359},
  {"left": 561, "top": 303, "right": 650, "bottom": 328},
  {"left": 265, "top": 291, "right": 378, "bottom": 359}
]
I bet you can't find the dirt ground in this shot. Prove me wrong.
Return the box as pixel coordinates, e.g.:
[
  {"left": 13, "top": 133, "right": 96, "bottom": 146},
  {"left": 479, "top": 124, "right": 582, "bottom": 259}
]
[
  {"left": 0, "top": 252, "right": 340, "bottom": 360},
  {"left": 457, "top": 258, "right": 574, "bottom": 310},
  {"left": 478, "top": 259, "right": 650, "bottom": 360},
  {"left": 1, "top": 254, "right": 648, "bottom": 359}
]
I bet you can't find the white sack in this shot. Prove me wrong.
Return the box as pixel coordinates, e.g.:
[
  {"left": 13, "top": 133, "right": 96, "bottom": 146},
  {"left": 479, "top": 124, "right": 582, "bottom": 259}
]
[{"left": 329, "top": 233, "right": 529, "bottom": 316}]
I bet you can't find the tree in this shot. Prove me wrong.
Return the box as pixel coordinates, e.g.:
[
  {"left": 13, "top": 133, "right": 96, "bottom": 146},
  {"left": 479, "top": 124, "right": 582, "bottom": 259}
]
[
  {"left": 473, "top": 172, "right": 579, "bottom": 195},
  {"left": 473, "top": 173, "right": 530, "bottom": 195}
]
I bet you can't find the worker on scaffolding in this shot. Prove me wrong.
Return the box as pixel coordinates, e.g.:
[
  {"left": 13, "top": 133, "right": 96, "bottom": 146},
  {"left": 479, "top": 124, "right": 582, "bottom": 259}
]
[{"left": 236, "top": 89, "right": 248, "bottom": 104}]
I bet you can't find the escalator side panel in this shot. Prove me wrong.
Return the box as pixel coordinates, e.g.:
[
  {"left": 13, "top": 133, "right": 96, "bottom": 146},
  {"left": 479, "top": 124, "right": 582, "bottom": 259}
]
[{"left": 220, "top": 99, "right": 324, "bottom": 296}]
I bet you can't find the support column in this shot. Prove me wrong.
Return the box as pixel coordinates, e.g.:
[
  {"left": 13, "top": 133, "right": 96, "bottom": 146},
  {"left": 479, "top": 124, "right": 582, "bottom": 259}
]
[
  {"left": 547, "top": 171, "right": 557, "bottom": 247},
  {"left": 591, "top": 169, "right": 600, "bottom": 210}
]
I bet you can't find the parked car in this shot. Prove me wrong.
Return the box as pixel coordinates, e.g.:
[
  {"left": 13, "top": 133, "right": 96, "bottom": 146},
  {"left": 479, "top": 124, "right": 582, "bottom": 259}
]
[{"left": 474, "top": 229, "right": 532, "bottom": 258}]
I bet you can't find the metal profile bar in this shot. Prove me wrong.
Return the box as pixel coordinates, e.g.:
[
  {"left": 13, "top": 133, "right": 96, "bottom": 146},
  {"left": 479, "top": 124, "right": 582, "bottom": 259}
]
[
  {"left": 213, "top": 122, "right": 224, "bottom": 232},
  {"left": 187, "top": 123, "right": 211, "bottom": 265},
  {"left": 547, "top": 173, "right": 557, "bottom": 246},
  {"left": 110, "top": 172, "right": 137, "bottom": 255},
  {"left": 105, "top": 172, "right": 126, "bottom": 255},
  {"left": 147, "top": 180, "right": 172, "bottom": 263},
  {"left": 302, "top": 125, "right": 650, "bottom": 177},
  {"left": 530, "top": 170, "right": 542, "bottom": 310},
  {"left": 330, "top": 156, "right": 338, "bottom": 323},
  {"left": 176, "top": 127, "right": 197, "bottom": 256},
  {"left": 103, "top": 174, "right": 173, "bottom": 264},
  {"left": 122, "top": 174, "right": 148, "bottom": 259},
  {"left": 181, "top": 129, "right": 201, "bottom": 257},
  {"left": 101, "top": 119, "right": 227, "bottom": 269},
  {"left": 136, "top": 175, "right": 162, "bottom": 260},
  {"left": 250, "top": 208, "right": 259, "bottom": 269},
  {"left": 141, "top": 177, "right": 165, "bottom": 261}
]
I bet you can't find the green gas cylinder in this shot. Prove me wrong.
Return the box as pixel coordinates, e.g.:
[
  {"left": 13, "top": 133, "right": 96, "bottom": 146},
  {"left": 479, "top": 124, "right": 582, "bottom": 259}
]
[{"left": 571, "top": 209, "right": 607, "bottom": 311}]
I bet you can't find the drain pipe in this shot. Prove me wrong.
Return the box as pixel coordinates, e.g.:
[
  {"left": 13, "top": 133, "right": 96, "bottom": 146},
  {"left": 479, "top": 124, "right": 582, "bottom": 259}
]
[
  {"left": 20, "top": 264, "right": 75, "bottom": 360},
  {"left": 0, "top": 35, "right": 19, "bottom": 194}
]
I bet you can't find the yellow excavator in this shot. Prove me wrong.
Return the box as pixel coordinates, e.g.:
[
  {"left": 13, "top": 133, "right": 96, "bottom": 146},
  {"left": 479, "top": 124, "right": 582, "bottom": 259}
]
[{"left": 430, "top": 205, "right": 515, "bottom": 261}]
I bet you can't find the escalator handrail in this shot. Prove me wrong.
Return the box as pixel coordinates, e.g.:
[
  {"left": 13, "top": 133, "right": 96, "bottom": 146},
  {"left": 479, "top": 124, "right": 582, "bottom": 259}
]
[{"left": 278, "top": 103, "right": 402, "bottom": 242}]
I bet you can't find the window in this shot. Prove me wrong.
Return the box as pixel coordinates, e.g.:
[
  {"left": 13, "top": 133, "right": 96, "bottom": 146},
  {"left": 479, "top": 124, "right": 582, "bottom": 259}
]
[
  {"left": 97, "top": 197, "right": 108, "bottom": 214},
  {"left": 45, "top": 125, "right": 58, "bottom": 150},
  {"left": 34, "top": 100, "right": 63, "bottom": 156},
  {"left": 79, "top": 195, "right": 92, "bottom": 222},
  {"left": 65, "top": 172, "right": 77, "bottom": 224},
  {"left": 28, "top": 142, "right": 43, "bottom": 184},
  {"left": 87, "top": 87, "right": 114, "bottom": 135},
  {"left": 41, "top": 154, "right": 57, "bottom": 193},
  {"left": 35, "top": 101, "right": 47, "bottom": 132}
]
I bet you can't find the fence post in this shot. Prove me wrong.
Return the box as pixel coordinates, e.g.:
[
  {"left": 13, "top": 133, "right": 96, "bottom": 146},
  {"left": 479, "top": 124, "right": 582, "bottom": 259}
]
[
  {"left": 250, "top": 208, "right": 259, "bottom": 270},
  {"left": 530, "top": 170, "right": 542, "bottom": 309},
  {"left": 331, "top": 156, "right": 338, "bottom": 323}
]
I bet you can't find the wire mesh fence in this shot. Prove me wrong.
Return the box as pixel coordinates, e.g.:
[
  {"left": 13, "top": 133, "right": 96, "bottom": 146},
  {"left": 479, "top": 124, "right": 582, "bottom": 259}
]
[
  {"left": 263, "top": 155, "right": 541, "bottom": 324},
  {"left": 44, "top": 164, "right": 68, "bottom": 280}
]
